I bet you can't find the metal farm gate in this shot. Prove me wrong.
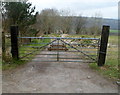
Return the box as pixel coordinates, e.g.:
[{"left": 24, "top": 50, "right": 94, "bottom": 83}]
[
  {"left": 10, "top": 25, "right": 110, "bottom": 66},
  {"left": 18, "top": 37, "right": 100, "bottom": 63}
]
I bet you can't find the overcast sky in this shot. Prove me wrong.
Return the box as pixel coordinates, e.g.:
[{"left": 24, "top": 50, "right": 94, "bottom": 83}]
[{"left": 29, "top": 0, "right": 119, "bottom": 19}]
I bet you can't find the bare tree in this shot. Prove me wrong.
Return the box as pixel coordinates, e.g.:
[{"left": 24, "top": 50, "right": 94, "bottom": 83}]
[
  {"left": 89, "top": 13, "right": 103, "bottom": 36},
  {"left": 34, "top": 9, "right": 87, "bottom": 35},
  {"left": 59, "top": 16, "right": 72, "bottom": 34},
  {"left": 35, "top": 8, "right": 60, "bottom": 35},
  {"left": 59, "top": 9, "right": 73, "bottom": 34},
  {"left": 74, "top": 16, "right": 86, "bottom": 34}
]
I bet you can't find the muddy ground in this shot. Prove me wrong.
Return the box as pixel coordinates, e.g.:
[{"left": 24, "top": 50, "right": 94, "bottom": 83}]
[{"left": 2, "top": 50, "right": 118, "bottom": 93}]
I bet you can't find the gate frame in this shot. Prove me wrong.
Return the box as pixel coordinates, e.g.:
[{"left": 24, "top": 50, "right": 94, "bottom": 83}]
[{"left": 10, "top": 25, "right": 110, "bottom": 66}]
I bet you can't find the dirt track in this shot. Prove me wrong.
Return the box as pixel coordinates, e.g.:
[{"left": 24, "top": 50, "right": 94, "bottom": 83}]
[{"left": 2, "top": 50, "right": 118, "bottom": 93}]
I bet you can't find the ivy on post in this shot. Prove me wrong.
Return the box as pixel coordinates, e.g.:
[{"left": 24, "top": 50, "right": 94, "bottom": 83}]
[
  {"left": 10, "top": 25, "right": 19, "bottom": 60},
  {"left": 97, "top": 25, "right": 110, "bottom": 66}
]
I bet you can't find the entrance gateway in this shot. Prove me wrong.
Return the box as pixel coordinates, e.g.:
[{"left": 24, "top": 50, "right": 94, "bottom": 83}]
[{"left": 10, "top": 25, "right": 110, "bottom": 66}]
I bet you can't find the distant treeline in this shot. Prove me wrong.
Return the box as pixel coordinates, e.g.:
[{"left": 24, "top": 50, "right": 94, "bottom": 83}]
[{"left": 83, "top": 17, "right": 118, "bottom": 30}]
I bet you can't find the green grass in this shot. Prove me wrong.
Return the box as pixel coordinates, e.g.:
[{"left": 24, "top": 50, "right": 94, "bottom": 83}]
[
  {"left": 0, "top": 61, "right": 2, "bottom": 69},
  {"left": 90, "top": 49, "right": 118, "bottom": 80},
  {"left": 110, "top": 30, "right": 118, "bottom": 33},
  {"left": 19, "top": 38, "right": 50, "bottom": 56},
  {"left": 3, "top": 36, "right": 51, "bottom": 70},
  {"left": 48, "top": 33, "right": 61, "bottom": 37},
  {"left": 108, "top": 36, "right": 118, "bottom": 45},
  {"left": 2, "top": 60, "right": 26, "bottom": 70},
  {"left": 90, "top": 63, "right": 118, "bottom": 80},
  {"left": 68, "top": 34, "right": 99, "bottom": 38},
  {"left": 89, "top": 35, "right": 118, "bottom": 81}
]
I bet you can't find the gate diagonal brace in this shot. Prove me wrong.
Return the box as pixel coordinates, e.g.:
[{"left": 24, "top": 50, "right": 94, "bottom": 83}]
[
  {"left": 38, "top": 39, "right": 58, "bottom": 49},
  {"left": 20, "top": 39, "right": 58, "bottom": 59},
  {"left": 59, "top": 39, "right": 97, "bottom": 62}
]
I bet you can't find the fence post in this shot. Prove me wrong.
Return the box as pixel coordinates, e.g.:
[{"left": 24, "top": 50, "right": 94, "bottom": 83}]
[
  {"left": 10, "top": 25, "right": 19, "bottom": 60},
  {"left": 97, "top": 25, "right": 110, "bottom": 66}
]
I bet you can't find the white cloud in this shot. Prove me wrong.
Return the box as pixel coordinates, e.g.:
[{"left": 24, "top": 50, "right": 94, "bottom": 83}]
[
  {"left": 29, "top": 0, "right": 119, "bottom": 3},
  {"left": 79, "top": 6, "right": 118, "bottom": 19},
  {"left": 29, "top": 0, "right": 119, "bottom": 19}
]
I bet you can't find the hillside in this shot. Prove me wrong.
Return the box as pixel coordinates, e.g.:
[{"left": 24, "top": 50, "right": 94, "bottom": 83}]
[
  {"left": 86, "top": 17, "right": 118, "bottom": 30},
  {"left": 102, "top": 18, "right": 118, "bottom": 30},
  {"left": 69, "top": 16, "right": 118, "bottom": 31}
]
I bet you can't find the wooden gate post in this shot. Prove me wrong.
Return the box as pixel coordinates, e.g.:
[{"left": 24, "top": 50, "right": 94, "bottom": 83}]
[
  {"left": 2, "top": 31, "right": 5, "bottom": 61},
  {"left": 10, "top": 25, "right": 19, "bottom": 60},
  {"left": 97, "top": 25, "right": 110, "bottom": 66}
]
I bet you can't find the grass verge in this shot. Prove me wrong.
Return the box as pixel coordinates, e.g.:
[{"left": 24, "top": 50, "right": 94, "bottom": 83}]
[
  {"left": 2, "top": 36, "right": 51, "bottom": 70},
  {"left": 89, "top": 35, "right": 118, "bottom": 81},
  {"left": 110, "top": 30, "right": 118, "bottom": 33},
  {"left": 2, "top": 60, "right": 26, "bottom": 70}
]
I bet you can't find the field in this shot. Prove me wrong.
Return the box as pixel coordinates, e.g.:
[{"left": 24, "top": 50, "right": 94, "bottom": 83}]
[{"left": 110, "top": 30, "right": 118, "bottom": 33}]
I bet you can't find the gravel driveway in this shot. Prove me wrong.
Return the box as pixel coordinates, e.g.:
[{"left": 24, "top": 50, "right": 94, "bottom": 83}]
[{"left": 2, "top": 50, "right": 118, "bottom": 93}]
